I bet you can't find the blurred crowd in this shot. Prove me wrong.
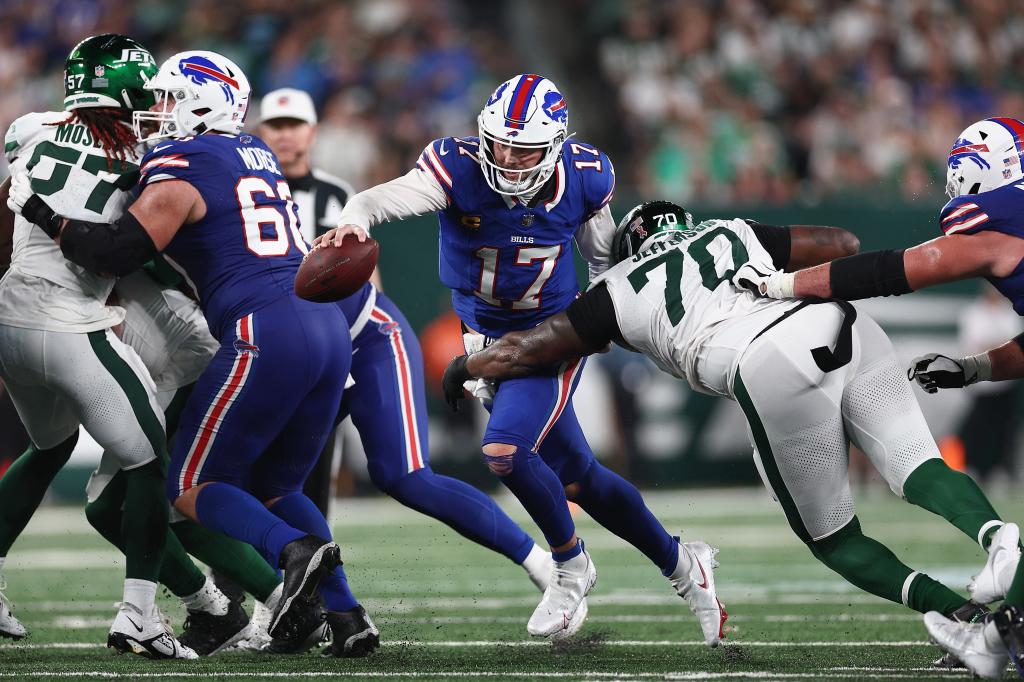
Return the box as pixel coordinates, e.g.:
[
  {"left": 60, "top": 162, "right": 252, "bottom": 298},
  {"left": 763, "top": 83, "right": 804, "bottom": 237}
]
[{"left": 3, "top": 0, "right": 1024, "bottom": 205}]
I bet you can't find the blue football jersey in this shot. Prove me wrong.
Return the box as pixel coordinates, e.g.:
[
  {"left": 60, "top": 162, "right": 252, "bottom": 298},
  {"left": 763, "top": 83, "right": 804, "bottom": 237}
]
[
  {"left": 416, "top": 136, "right": 615, "bottom": 336},
  {"left": 138, "top": 134, "right": 308, "bottom": 338},
  {"left": 939, "top": 183, "right": 1024, "bottom": 314}
]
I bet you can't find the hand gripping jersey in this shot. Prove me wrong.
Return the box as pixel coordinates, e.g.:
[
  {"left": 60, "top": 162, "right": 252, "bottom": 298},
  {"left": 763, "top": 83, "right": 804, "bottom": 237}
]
[
  {"left": 592, "top": 218, "right": 799, "bottom": 396},
  {"left": 939, "top": 183, "right": 1024, "bottom": 314},
  {"left": 1, "top": 111, "right": 140, "bottom": 331},
  {"left": 419, "top": 136, "right": 614, "bottom": 336},
  {"left": 137, "top": 133, "right": 307, "bottom": 338}
]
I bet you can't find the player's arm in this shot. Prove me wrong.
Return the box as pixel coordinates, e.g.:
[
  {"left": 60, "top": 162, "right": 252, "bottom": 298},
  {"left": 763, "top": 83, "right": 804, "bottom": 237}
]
[
  {"left": 746, "top": 221, "right": 860, "bottom": 270},
  {"left": 575, "top": 205, "right": 616, "bottom": 281},
  {"left": 909, "top": 332, "right": 1024, "bottom": 393},
  {"left": 757, "top": 231, "right": 1023, "bottom": 300},
  {"left": 316, "top": 166, "right": 449, "bottom": 248},
  {"left": 12, "top": 174, "right": 204, "bottom": 277},
  {"left": 441, "top": 284, "right": 620, "bottom": 410}
]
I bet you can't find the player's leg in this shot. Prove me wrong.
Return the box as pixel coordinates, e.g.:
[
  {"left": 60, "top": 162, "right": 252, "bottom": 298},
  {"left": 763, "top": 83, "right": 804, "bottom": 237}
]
[
  {"left": 46, "top": 328, "right": 193, "bottom": 658},
  {"left": 484, "top": 362, "right": 595, "bottom": 637},
  {"left": 734, "top": 307, "right": 968, "bottom": 616},
  {"left": 348, "top": 298, "right": 546, "bottom": 585},
  {"left": 301, "top": 443, "right": 334, "bottom": 519}
]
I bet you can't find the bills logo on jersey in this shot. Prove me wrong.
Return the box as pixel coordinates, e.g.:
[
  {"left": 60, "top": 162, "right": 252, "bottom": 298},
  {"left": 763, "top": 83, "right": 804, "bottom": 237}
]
[
  {"left": 542, "top": 91, "right": 567, "bottom": 123},
  {"left": 948, "top": 138, "right": 991, "bottom": 170},
  {"left": 179, "top": 56, "right": 239, "bottom": 104}
]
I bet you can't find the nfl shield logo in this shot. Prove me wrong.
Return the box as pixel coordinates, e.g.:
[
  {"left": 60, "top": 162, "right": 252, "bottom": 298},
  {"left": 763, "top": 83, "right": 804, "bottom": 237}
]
[
  {"left": 521, "top": 213, "right": 535, "bottom": 227},
  {"left": 94, "top": 65, "right": 105, "bottom": 77}
]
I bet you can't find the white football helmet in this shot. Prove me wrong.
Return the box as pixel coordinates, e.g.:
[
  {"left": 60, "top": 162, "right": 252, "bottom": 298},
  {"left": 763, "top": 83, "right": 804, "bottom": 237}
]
[
  {"left": 477, "top": 74, "right": 570, "bottom": 197},
  {"left": 946, "top": 117, "right": 1024, "bottom": 199},
  {"left": 133, "top": 50, "right": 250, "bottom": 143}
]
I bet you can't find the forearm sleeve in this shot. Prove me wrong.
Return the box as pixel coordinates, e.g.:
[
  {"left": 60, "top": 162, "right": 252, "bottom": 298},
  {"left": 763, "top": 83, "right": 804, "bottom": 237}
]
[
  {"left": 337, "top": 169, "right": 449, "bottom": 230},
  {"left": 564, "top": 284, "right": 624, "bottom": 349},
  {"left": 575, "top": 204, "right": 616, "bottom": 281},
  {"left": 60, "top": 212, "right": 157, "bottom": 277}
]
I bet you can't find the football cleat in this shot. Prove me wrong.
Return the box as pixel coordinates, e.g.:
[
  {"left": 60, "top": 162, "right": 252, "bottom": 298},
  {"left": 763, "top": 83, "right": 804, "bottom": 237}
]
[
  {"left": 971, "top": 523, "right": 1021, "bottom": 605},
  {"left": 0, "top": 577, "right": 27, "bottom": 640},
  {"left": 259, "top": 595, "right": 329, "bottom": 654},
  {"left": 550, "top": 596, "right": 588, "bottom": 642},
  {"left": 932, "top": 601, "right": 990, "bottom": 669},
  {"left": 320, "top": 606, "right": 380, "bottom": 658},
  {"left": 994, "top": 604, "right": 1024, "bottom": 678},
  {"left": 671, "top": 540, "right": 727, "bottom": 647},
  {"left": 527, "top": 541, "right": 596, "bottom": 638},
  {"left": 107, "top": 602, "right": 198, "bottom": 660},
  {"left": 177, "top": 596, "right": 250, "bottom": 656},
  {"left": 925, "top": 611, "right": 1008, "bottom": 679},
  {"left": 270, "top": 535, "right": 340, "bottom": 641}
]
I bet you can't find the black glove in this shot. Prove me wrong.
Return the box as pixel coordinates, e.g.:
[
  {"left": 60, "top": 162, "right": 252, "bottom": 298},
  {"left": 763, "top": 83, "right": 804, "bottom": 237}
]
[
  {"left": 21, "top": 194, "right": 63, "bottom": 239},
  {"left": 907, "top": 353, "right": 980, "bottom": 393},
  {"left": 442, "top": 355, "right": 471, "bottom": 411}
]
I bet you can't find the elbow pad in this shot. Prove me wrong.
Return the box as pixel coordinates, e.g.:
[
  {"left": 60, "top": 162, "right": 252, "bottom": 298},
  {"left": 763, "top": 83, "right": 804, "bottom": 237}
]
[
  {"left": 60, "top": 212, "right": 157, "bottom": 277},
  {"left": 829, "top": 249, "right": 911, "bottom": 300}
]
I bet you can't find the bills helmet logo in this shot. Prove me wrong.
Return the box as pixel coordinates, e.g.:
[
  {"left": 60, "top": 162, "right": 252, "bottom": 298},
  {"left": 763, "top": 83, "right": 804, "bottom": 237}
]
[
  {"left": 179, "top": 56, "right": 239, "bottom": 104},
  {"left": 542, "top": 91, "right": 567, "bottom": 123},
  {"left": 487, "top": 82, "right": 509, "bottom": 106},
  {"left": 948, "top": 138, "right": 991, "bottom": 170},
  {"left": 629, "top": 216, "right": 648, "bottom": 239}
]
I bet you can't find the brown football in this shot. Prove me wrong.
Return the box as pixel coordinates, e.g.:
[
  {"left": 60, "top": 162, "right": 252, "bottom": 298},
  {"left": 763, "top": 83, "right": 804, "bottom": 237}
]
[{"left": 294, "top": 234, "right": 379, "bottom": 303}]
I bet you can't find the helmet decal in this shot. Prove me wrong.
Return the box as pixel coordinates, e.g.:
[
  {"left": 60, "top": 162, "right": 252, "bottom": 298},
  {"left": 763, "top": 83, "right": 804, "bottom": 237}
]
[
  {"left": 486, "top": 81, "right": 509, "bottom": 107},
  {"left": 542, "top": 91, "right": 567, "bottom": 123},
  {"left": 179, "top": 55, "right": 238, "bottom": 104},
  {"left": 988, "top": 117, "right": 1024, "bottom": 166},
  {"left": 948, "top": 139, "right": 991, "bottom": 170}
]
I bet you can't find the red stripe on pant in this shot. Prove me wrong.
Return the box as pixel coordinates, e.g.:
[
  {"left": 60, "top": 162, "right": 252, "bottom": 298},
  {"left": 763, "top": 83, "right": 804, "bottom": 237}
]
[{"left": 370, "top": 308, "right": 422, "bottom": 472}]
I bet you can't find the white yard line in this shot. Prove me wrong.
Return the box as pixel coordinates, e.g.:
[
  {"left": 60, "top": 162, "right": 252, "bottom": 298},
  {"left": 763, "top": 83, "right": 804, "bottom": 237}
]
[{"left": 0, "top": 672, "right": 965, "bottom": 680}]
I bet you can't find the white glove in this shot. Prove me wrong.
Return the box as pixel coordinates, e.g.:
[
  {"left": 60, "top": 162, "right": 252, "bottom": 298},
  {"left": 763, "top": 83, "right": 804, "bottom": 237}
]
[
  {"left": 6, "top": 172, "right": 32, "bottom": 216},
  {"left": 732, "top": 263, "right": 795, "bottom": 299},
  {"left": 462, "top": 332, "right": 496, "bottom": 404}
]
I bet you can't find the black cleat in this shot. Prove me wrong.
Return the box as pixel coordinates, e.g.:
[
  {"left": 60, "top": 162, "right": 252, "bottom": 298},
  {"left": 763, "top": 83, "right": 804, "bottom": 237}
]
[
  {"left": 320, "top": 606, "right": 380, "bottom": 658},
  {"left": 211, "top": 570, "right": 246, "bottom": 603},
  {"left": 932, "top": 601, "right": 991, "bottom": 669},
  {"left": 260, "top": 595, "right": 328, "bottom": 654},
  {"left": 995, "top": 604, "right": 1024, "bottom": 677},
  {"left": 178, "top": 596, "right": 251, "bottom": 656},
  {"left": 270, "top": 535, "right": 341, "bottom": 641}
]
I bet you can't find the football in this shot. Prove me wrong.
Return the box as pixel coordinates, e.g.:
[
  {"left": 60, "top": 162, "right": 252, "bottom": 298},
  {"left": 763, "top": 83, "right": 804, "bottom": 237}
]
[{"left": 294, "top": 234, "right": 379, "bottom": 302}]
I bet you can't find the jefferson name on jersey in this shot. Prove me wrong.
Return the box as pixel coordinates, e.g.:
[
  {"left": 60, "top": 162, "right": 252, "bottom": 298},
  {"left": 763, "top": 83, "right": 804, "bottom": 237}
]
[{"left": 416, "top": 136, "right": 615, "bottom": 337}]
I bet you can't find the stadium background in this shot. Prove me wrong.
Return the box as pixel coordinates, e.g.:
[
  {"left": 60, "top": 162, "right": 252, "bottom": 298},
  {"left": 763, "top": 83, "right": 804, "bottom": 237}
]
[{"left": 1, "top": 0, "right": 1022, "bottom": 498}]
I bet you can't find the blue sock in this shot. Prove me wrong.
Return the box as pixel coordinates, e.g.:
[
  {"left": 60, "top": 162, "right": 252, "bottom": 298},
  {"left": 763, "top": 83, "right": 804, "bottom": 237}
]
[
  {"left": 387, "top": 468, "right": 535, "bottom": 564},
  {"left": 266, "top": 492, "right": 333, "bottom": 540},
  {"left": 195, "top": 483, "right": 304, "bottom": 567},
  {"left": 486, "top": 446, "right": 575, "bottom": 549},
  {"left": 552, "top": 539, "right": 583, "bottom": 563},
  {"left": 267, "top": 493, "right": 358, "bottom": 612},
  {"left": 573, "top": 463, "right": 679, "bottom": 575}
]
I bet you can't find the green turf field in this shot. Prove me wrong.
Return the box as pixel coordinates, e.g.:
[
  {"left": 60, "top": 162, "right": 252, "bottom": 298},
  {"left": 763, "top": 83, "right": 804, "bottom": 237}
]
[{"left": 1, "top": 487, "right": 1019, "bottom": 680}]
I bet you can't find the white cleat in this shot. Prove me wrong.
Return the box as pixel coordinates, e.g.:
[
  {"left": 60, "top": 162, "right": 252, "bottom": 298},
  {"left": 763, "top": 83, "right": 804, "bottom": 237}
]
[
  {"left": 671, "top": 540, "right": 727, "bottom": 647},
  {"left": 924, "top": 611, "right": 1008, "bottom": 680},
  {"left": 527, "top": 542, "right": 596, "bottom": 638},
  {"left": 107, "top": 602, "right": 198, "bottom": 660},
  {"left": 236, "top": 597, "right": 274, "bottom": 651},
  {"left": 0, "top": 577, "right": 27, "bottom": 640},
  {"left": 971, "top": 522, "right": 1021, "bottom": 604},
  {"left": 550, "top": 597, "right": 588, "bottom": 642}
]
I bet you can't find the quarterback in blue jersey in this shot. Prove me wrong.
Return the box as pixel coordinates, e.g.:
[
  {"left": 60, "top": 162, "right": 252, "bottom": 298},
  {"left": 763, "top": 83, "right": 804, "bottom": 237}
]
[
  {"left": 741, "top": 117, "right": 1024, "bottom": 678},
  {"left": 316, "top": 74, "right": 723, "bottom": 643},
  {"left": 9, "top": 50, "right": 377, "bottom": 657}
]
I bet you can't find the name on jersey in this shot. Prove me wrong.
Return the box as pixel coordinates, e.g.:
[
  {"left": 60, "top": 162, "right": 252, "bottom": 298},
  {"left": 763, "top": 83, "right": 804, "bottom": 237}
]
[
  {"left": 236, "top": 147, "right": 282, "bottom": 176},
  {"left": 54, "top": 123, "right": 102, "bottom": 149},
  {"left": 510, "top": 235, "right": 534, "bottom": 244}
]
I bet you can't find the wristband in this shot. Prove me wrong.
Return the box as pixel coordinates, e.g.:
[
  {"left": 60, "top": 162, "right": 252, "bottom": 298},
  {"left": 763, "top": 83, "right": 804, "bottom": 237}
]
[{"left": 961, "top": 353, "right": 993, "bottom": 384}]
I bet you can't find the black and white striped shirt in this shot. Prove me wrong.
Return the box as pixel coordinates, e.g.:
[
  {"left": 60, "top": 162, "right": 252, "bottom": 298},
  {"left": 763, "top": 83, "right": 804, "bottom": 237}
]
[{"left": 288, "top": 168, "right": 355, "bottom": 244}]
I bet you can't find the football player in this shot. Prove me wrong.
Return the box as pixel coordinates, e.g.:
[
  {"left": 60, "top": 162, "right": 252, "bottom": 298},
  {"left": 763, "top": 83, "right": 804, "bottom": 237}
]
[
  {"left": 9, "top": 50, "right": 375, "bottom": 657},
  {"left": 744, "top": 117, "right": 1024, "bottom": 679},
  {"left": 0, "top": 34, "right": 195, "bottom": 658},
  {"left": 441, "top": 201, "right": 1007, "bottom": 646},
  {"left": 316, "top": 74, "right": 724, "bottom": 642},
  {"left": 257, "top": 89, "right": 554, "bottom": 601}
]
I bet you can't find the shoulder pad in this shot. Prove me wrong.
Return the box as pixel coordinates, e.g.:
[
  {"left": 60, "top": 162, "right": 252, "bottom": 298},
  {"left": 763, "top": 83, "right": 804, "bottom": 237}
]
[
  {"left": 415, "top": 137, "right": 479, "bottom": 197},
  {"left": 563, "top": 140, "right": 615, "bottom": 214},
  {"left": 939, "top": 194, "right": 994, "bottom": 236},
  {"left": 139, "top": 138, "right": 207, "bottom": 186},
  {"left": 5, "top": 111, "right": 65, "bottom": 164}
]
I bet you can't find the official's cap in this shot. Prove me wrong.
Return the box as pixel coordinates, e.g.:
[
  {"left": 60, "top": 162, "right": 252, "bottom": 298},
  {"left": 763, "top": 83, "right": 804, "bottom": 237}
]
[{"left": 259, "top": 88, "right": 317, "bottom": 124}]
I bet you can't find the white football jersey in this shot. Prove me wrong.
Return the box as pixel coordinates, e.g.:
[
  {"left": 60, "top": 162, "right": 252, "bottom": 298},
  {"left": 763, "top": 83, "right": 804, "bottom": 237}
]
[
  {"left": 0, "top": 111, "right": 141, "bottom": 331},
  {"left": 594, "top": 218, "right": 800, "bottom": 397}
]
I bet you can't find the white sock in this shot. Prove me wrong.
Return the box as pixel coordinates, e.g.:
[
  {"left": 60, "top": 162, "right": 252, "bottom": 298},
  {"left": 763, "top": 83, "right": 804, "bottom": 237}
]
[
  {"left": 262, "top": 583, "right": 283, "bottom": 612},
  {"left": 667, "top": 543, "right": 692, "bottom": 583},
  {"left": 521, "top": 544, "right": 551, "bottom": 592},
  {"left": 123, "top": 579, "right": 158, "bottom": 619},
  {"left": 180, "top": 576, "right": 230, "bottom": 616}
]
